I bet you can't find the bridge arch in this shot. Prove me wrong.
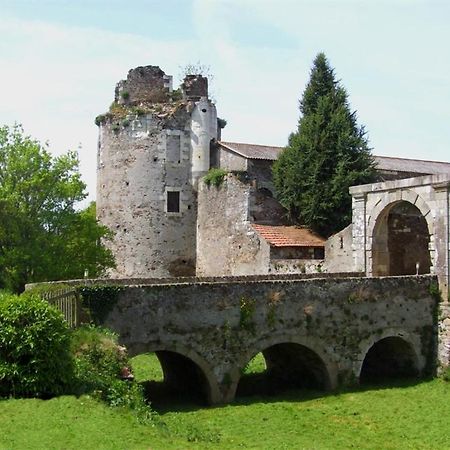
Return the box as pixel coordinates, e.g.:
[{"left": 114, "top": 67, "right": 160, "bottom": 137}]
[
  {"left": 127, "top": 342, "right": 221, "bottom": 404},
  {"left": 230, "top": 335, "right": 337, "bottom": 400},
  {"left": 368, "top": 191, "right": 434, "bottom": 276},
  {"left": 355, "top": 331, "right": 421, "bottom": 383}
]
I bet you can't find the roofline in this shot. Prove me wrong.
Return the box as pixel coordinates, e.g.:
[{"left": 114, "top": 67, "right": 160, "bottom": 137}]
[
  {"left": 373, "top": 154, "right": 450, "bottom": 166},
  {"left": 218, "top": 141, "right": 283, "bottom": 161},
  {"left": 219, "top": 141, "right": 450, "bottom": 165}
]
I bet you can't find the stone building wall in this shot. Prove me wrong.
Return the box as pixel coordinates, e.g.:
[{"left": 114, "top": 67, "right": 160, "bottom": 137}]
[
  {"left": 323, "top": 225, "right": 354, "bottom": 273},
  {"left": 196, "top": 174, "right": 270, "bottom": 276},
  {"left": 350, "top": 174, "right": 450, "bottom": 293},
  {"left": 97, "top": 115, "right": 197, "bottom": 277},
  {"left": 97, "top": 66, "right": 217, "bottom": 278},
  {"left": 247, "top": 159, "right": 276, "bottom": 193},
  {"left": 217, "top": 148, "right": 248, "bottom": 171}
]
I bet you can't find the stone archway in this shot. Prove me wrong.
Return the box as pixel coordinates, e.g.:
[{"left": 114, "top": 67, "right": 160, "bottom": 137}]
[
  {"left": 127, "top": 342, "right": 220, "bottom": 404},
  {"left": 231, "top": 335, "right": 336, "bottom": 400},
  {"left": 371, "top": 200, "right": 432, "bottom": 276},
  {"left": 359, "top": 336, "right": 420, "bottom": 383}
]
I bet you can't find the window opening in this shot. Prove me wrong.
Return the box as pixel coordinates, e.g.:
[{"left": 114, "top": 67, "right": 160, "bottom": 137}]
[{"left": 167, "top": 191, "right": 180, "bottom": 213}]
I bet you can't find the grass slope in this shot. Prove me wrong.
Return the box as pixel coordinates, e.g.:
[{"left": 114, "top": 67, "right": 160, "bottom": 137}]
[{"left": 1, "top": 353, "right": 450, "bottom": 449}]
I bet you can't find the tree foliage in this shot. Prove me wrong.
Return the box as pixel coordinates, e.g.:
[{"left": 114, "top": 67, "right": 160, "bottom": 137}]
[
  {"left": 273, "top": 53, "right": 376, "bottom": 237},
  {"left": 0, "top": 125, "right": 114, "bottom": 292}
]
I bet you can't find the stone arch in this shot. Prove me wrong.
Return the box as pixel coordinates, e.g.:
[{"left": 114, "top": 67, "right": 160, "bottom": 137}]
[
  {"left": 355, "top": 331, "right": 422, "bottom": 383},
  {"left": 230, "top": 334, "right": 337, "bottom": 400},
  {"left": 127, "top": 342, "right": 220, "bottom": 404},
  {"left": 367, "top": 190, "right": 434, "bottom": 276}
]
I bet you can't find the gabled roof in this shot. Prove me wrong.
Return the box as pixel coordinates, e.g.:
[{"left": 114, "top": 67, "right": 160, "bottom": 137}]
[
  {"left": 218, "top": 141, "right": 450, "bottom": 174},
  {"left": 252, "top": 224, "right": 325, "bottom": 248},
  {"left": 219, "top": 141, "right": 283, "bottom": 161}
]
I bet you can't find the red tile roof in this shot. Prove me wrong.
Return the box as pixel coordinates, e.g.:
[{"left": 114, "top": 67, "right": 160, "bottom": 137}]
[{"left": 252, "top": 224, "right": 325, "bottom": 247}]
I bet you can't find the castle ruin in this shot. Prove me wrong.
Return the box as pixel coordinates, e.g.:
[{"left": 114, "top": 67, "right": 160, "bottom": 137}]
[{"left": 96, "top": 66, "right": 217, "bottom": 278}]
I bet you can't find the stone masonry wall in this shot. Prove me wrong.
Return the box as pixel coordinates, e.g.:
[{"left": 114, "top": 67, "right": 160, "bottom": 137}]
[
  {"left": 350, "top": 174, "right": 450, "bottom": 292},
  {"left": 196, "top": 174, "right": 270, "bottom": 276},
  {"left": 218, "top": 148, "right": 248, "bottom": 172},
  {"left": 115, "top": 65, "right": 172, "bottom": 105},
  {"left": 97, "top": 66, "right": 217, "bottom": 279},
  {"left": 94, "top": 275, "right": 438, "bottom": 404},
  {"left": 97, "top": 114, "right": 197, "bottom": 277},
  {"left": 323, "top": 225, "right": 354, "bottom": 273}
]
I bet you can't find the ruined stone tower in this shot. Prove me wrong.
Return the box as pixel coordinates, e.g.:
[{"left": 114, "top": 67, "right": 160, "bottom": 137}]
[{"left": 96, "top": 66, "right": 217, "bottom": 278}]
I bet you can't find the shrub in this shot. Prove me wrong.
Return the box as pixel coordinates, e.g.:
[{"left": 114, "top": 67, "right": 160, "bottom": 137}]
[
  {"left": 203, "top": 168, "right": 228, "bottom": 187},
  {"left": 70, "top": 325, "right": 153, "bottom": 422},
  {"left": 0, "top": 292, "right": 73, "bottom": 398},
  {"left": 70, "top": 324, "right": 127, "bottom": 395}
]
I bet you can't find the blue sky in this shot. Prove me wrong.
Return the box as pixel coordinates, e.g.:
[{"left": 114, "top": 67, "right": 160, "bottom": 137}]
[{"left": 1, "top": 0, "right": 449, "bottom": 202}]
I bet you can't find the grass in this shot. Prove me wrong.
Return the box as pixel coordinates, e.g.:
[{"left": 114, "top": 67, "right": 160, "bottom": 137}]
[{"left": 1, "top": 353, "right": 450, "bottom": 449}]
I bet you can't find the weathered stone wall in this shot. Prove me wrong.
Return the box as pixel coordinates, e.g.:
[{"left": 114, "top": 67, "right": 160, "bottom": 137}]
[
  {"left": 97, "top": 66, "right": 218, "bottom": 278},
  {"left": 115, "top": 66, "right": 172, "bottom": 105},
  {"left": 324, "top": 225, "right": 354, "bottom": 273},
  {"left": 218, "top": 148, "right": 248, "bottom": 171},
  {"left": 269, "top": 258, "right": 324, "bottom": 274},
  {"left": 196, "top": 174, "right": 270, "bottom": 276},
  {"left": 97, "top": 115, "right": 197, "bottom": 277},
  {"left": 91, "top": 275, "right": 438, "bottom": 404},
  {"left": 247, "top": 159, "right": 276, "bottom": 193},
  {"left": 350, "top": 174, "right": 450, "bottom": 293}
]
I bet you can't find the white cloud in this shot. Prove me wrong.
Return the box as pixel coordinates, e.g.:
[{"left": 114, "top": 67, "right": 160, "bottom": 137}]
[{"left": 1, "top": 1, "right": 449, "bottom": 208}]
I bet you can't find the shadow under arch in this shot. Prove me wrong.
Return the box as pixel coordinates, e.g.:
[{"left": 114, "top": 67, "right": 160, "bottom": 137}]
[
  {"left": 358, "top": 335, "right": 420, "bottom": 384},
  {"left": 128, "top": 342, "right": 220, "bottom": 405},
  {"left": 371, "top": 199, "right": 432, "bottom": 276},
  {"left": 232, "top": 335, "right": 336, "bottom": 399}
]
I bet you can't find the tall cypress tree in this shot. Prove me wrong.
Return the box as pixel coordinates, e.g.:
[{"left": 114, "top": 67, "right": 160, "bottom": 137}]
[{"left": 273, "top": 53, "right": 376, "bottom": 237}]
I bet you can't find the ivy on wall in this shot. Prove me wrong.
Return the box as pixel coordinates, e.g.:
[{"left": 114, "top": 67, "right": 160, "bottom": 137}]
[{"left": 77, "top": 285, "right": 124, "bottom": 325}]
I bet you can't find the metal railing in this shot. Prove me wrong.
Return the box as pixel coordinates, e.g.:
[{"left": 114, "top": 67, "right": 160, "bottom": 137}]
[{"left": 41, "top": 288, "right": 80, "bottom": 328}]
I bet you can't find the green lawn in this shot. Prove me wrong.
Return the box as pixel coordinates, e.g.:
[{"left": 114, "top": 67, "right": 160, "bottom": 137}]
[{"left": 1, "top": 353, "right": 450, "bottom": 449}]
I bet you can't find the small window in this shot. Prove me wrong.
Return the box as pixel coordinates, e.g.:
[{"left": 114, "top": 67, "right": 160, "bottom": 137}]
[{"left": 167, "top": 191, "right": 180, "bottom": 213}]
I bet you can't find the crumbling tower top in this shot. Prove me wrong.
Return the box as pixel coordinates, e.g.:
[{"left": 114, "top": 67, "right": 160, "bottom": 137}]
[
  {"left": 181, "top": 75, "right": 208, "bottom": 101},
  {"left": 114, "top": 65, "right": 173, "bottom": 105}
]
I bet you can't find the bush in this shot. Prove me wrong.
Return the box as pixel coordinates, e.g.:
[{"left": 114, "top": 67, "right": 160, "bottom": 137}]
[
  {"left": 203, "top": 168, "right": 228, "bottom": 187},
  {"left": 0, "top": 292, "right": 73, "bottom": 398},
  {"left": 70, "top": 325, "right": 153, "bottom": 422},
  {"left": 70, "top": 325, "right": 127, "bottom": 395}
]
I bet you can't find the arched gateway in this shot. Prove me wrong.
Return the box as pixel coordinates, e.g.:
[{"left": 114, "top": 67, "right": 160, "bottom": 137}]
[
  {"left": 371, "top": 201, "right": 431, "bottom": 276},
  {"left": 350, "top": 174, "right": 450, "bottom": 292}
]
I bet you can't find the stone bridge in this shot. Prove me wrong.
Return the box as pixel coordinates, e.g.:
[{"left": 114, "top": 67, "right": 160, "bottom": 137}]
[{"left": 70, "top": 274, "right": 440, "bottom": 404}]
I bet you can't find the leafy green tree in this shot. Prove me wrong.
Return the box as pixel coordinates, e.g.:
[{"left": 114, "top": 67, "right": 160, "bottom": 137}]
[
  {"left": 273, "top": 53, "right": 376, "bottom": 237},
  {"left": 0, "top": 124, "right": 114, "bottom": 292}
]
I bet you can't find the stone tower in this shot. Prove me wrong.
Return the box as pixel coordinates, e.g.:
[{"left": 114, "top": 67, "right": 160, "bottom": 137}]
[{"left": 96, "top": 65, "right": 217, "bottom": 278}]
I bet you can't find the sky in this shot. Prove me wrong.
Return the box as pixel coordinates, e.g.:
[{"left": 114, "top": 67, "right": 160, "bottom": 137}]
[{"left": 1, "top": 0, "right": 449, "bottom": 203}]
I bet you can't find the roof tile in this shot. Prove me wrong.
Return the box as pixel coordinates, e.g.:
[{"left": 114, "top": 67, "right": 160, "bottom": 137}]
[{"left": 252, "top": 224, "right": 325, "bottom": 247}]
